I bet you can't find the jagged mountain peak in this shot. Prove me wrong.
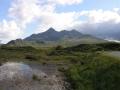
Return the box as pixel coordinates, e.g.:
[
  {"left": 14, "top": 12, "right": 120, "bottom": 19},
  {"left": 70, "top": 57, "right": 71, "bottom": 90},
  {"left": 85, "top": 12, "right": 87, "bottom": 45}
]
[
  {"left": 24, "top": 28, "right": 83, "bottom": 42},
  {"left": 45, "top": 27, "right": 58, "bottom": 33},
  {"left": 47, "top": 27, "right": 56, "bottom": 31}
]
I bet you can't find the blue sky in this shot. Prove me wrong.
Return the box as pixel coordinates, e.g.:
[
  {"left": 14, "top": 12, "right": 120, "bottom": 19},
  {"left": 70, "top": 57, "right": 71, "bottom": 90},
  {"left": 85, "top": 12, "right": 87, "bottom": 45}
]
[
  {"left": 0, "top": 0, "right": 11, "bottom": 20},
  {"left": 56, "top": 0, "right": 120, "bottom": 12},
  {"left": 0, "top": 0, "right": 120, "bottom": 43}
]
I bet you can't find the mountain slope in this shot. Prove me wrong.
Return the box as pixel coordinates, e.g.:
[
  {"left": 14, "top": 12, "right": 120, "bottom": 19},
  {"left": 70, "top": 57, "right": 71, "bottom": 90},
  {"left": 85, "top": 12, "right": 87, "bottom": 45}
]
[
  {"left": 24, "top": 28, "right": 106, "bottom": 44},
  {"left": 24, "top": 28, "right": 84, "bottom": 42},
  {"left": 6, "top": 39, "right": 32, "bottom": 46}
]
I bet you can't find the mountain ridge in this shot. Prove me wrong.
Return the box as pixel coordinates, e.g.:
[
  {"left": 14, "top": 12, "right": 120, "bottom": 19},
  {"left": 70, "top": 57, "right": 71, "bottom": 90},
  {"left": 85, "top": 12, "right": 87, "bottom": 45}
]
[
  {"left": 6, "top": 28, "right": 107, "bottom": 47},
  {"left": 24, "top": 27, "right": 84, "bottom": 42}
]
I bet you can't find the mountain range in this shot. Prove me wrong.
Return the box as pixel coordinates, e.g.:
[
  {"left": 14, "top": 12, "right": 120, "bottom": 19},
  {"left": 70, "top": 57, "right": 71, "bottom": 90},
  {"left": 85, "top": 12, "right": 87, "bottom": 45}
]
[
  {"left": 6, "top": 28, "right": 107, "bottom": 47},
  {"left": 25, "top": 28, "right": 86, "bottom": 41}
]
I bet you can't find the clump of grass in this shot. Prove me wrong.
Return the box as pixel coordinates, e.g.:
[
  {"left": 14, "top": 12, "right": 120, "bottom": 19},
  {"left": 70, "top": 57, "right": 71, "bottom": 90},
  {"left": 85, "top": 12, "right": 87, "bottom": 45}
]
[
  {"left": 42, "top": 61, "right": 47, "bottom": 65},
  {"left": 32, "top": 74, "right": 41, "bottom": 81},
  {"left": 58, "top": 67, "right": 66, "bottom": 72},
  {"left": 25, "top": 54, "right": 39, "bottom": 61}
]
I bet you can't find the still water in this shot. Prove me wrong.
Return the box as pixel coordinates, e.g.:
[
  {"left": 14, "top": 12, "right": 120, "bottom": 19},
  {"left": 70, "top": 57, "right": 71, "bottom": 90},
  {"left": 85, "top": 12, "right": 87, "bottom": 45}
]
[{"left": 0, "top": 62, "right": 65, "bottom": 90}]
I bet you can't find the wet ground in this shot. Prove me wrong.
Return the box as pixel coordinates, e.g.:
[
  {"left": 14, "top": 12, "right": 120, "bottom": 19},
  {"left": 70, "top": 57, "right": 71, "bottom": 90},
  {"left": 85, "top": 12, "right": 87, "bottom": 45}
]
[
  {"left": 0, "top": 62, "right": 67, "bottom": 90},
  {"left": 105, "top": 51, "right": 120, "bottom": 58}
]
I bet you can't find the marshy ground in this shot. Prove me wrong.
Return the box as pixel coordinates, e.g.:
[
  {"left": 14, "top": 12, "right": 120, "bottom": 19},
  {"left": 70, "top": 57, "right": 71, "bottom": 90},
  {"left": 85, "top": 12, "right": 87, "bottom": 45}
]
[{"left": 1, "top": 43, "right": 120, "bottom": 90}]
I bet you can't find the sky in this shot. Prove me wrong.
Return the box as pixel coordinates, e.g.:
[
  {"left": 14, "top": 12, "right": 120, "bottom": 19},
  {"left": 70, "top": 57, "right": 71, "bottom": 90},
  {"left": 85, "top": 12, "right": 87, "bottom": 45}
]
[{"left": 0, "top": 0, "right": 120, "bottom": 43}]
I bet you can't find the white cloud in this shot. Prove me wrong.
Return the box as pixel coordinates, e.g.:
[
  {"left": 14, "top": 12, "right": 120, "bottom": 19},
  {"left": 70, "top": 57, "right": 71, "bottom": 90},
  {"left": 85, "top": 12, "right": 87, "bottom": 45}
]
[
  {"left": 0, "top": 0, "right": 43, "bottom": 43},
  {"left": 72, "top": 9, "right": 120, "bottom": 39},
  {"left": 9, "top": 0, "right": 56, "bottom": 27},
  {"left": 80, "top": 9, "right": 120, "bottom": 23},
  {"left": 37, "top": 12, "right": 79, "bottom": 32},
  {"left": 8, "top": 0, "right": 82, "bottom": 33},
  {"left": 9, "top": 0, "right": 42, "bottom": 28},
  {"left": 8, "top": 0, "right": 56, "bottom": 30},
  {"left": 113, "top": 8, "right": 120, "bottom": 12},
  {"left": 0, "top": 20, "right": 22, "bottom": 43},
  {"left": 37, "top": 9, "right": 120, "bottom": 32},
  {"left": 48, "top": 0, "right": 83, "bottom": 5},
  {"left": 0, "top": 0, "right": 55, "bottom": 43}
]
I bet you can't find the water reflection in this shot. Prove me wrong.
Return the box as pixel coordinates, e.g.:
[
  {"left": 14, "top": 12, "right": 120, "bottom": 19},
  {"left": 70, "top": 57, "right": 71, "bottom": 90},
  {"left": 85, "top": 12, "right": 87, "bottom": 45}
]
[
  {"left": 0, "top": 62, "right": 33, "bottom": 81},
  {"left": 0, "top": 62, "right": 65, "bottom": 90}
]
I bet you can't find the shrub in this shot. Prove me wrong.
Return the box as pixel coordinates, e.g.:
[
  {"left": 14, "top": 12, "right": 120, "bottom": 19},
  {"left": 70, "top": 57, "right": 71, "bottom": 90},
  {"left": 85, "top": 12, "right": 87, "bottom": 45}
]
[
  {"left": 25, "top": 54, "right": 38, "bottom": 61},
  {"left": 55, "top": 45, "right": 63, "bottom": 50}
]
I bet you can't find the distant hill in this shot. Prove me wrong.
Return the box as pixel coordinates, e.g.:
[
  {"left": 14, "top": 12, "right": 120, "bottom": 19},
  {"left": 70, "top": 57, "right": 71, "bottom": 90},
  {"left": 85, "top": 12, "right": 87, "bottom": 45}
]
[
  {"left": 6, "top": 28, "right": 107, "bottom": 47},
  {"left": 6, "top": 39, "right": 45, "bottom": 47},
  {"left": 7, "top": 39, "right": 31, "bottom": 46}
]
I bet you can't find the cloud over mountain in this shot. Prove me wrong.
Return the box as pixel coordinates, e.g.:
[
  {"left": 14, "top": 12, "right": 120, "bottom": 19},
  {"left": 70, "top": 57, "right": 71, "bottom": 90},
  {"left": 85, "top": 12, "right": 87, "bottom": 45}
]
[{"left": 72, "top": 9, "right": 120, "bottom": 39}]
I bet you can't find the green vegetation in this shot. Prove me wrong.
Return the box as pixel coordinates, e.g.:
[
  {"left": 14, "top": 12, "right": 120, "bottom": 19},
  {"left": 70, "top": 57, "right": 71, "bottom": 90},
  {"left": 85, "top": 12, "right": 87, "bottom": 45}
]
[
  {"left": 65, "top": 42, "right": 120, "bottom": 52},
  {"left": 64, "top": 54, "right": 120, "bottom": 90},
  {"left": 0, "top": 42, "right": 120, "bottom": 90},
  {"left": 49, "top": 42, "right": 120, "bottom": 90},
  {"left": 0, "top": 45, "right": 48, "bottom": 63}
]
